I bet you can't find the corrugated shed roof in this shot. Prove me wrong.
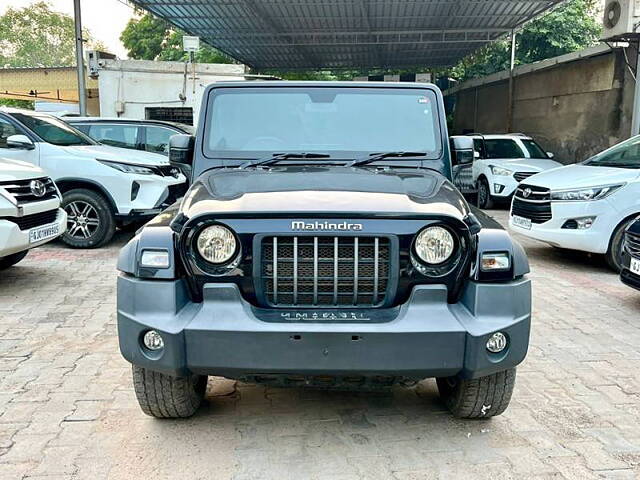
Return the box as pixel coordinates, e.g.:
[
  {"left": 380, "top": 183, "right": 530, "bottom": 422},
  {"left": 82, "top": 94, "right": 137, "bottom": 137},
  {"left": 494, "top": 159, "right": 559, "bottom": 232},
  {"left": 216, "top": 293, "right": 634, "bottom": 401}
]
[{"left": 129, "top": 1, "right": 566, "bottom": 69}]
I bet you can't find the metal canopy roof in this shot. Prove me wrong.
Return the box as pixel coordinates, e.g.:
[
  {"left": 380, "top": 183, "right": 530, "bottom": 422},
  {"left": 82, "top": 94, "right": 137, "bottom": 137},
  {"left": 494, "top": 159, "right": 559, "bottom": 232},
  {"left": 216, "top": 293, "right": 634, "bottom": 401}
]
[{"left": 129, "top": 1, "right": 565, "bottom": 70}]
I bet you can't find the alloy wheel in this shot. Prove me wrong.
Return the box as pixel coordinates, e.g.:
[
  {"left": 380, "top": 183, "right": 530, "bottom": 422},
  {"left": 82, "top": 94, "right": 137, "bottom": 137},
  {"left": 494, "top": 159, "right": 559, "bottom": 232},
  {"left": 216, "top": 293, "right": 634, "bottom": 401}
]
[{"left": 65, "top": 201, "right": 100, "bottom": 239}]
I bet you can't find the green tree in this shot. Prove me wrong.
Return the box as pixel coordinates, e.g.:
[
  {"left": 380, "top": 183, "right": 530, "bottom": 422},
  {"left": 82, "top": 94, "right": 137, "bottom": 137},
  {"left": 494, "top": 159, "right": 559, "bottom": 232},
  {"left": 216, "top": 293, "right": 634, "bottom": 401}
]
[
  {"left": 0, "top": 1, "right": 103, "bottom": 68},
  {"left": 450, "top": 0, "right": 602, "bottom": 81},
  {"left": 121, "top": 13, "right": 234, "bottom": 64}
]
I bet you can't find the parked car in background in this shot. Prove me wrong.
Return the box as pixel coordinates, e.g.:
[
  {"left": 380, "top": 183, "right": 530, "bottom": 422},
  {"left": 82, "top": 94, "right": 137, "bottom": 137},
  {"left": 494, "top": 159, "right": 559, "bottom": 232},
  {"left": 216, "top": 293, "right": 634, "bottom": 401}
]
[
  {"left": 67, "top": 118, "right": 194, "bottom": 156},
  {"left": 509, "top": 135, "right": 640, "bottom": 272},
  {"left": 0, "top": 108, "right": 187, "bottom": 248},
  {"left": 0, "top": 158, "right": 66, "bottom": 269},
  {"left": 451, "top": 133, "right": 561, "bottom": 209},
  {"left": 620, "top": 216, "right": 640, "bottom": 290}
]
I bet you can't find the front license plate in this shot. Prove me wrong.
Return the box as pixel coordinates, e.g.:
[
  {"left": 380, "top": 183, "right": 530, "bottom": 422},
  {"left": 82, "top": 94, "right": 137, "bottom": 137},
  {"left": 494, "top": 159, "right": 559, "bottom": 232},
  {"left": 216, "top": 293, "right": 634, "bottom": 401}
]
[
  {"left": 29, "top": 223, "right": 60, "bottom": 244},
  {"left": 512, "top": 215, "right": 532, "bottom": 230},
  {"left": 631, "top": 257, "right": 640, "bottom": 276}
]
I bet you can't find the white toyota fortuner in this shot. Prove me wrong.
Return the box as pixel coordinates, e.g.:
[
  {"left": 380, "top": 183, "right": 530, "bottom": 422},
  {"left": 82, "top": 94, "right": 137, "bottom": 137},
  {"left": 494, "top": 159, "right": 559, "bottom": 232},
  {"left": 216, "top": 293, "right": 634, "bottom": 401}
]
[
  {"left": 509, "top": 135, "right": 640, "bottom": 271},
  {"left": 0, "top": 158, "right": 66, "bottom": 269},
  {"left": 0, "top": 108, "right": 187, "bottom": 248}
]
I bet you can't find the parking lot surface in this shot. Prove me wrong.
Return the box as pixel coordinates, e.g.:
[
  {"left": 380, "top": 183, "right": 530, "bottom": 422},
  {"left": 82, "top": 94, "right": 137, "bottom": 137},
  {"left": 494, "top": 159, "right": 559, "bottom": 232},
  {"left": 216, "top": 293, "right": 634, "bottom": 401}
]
[{"left": 1, "top": 209, "right": 639, "bottom": 479}]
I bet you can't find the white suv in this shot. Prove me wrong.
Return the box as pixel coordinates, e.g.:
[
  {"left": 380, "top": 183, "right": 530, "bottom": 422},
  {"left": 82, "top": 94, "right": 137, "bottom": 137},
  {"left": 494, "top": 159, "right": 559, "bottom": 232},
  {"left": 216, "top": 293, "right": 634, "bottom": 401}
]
[
  {"left": 451, "top": 134, "right": 561, "bottom": 209},
  {"left": 0, "top": 108, "right": 186, "bottom": 248},
  {"left": 0, "top": 158, "right": 66, "bottom": 269},
  {"left": 509, "top": 135, "right": 640, "bottom": 271}
]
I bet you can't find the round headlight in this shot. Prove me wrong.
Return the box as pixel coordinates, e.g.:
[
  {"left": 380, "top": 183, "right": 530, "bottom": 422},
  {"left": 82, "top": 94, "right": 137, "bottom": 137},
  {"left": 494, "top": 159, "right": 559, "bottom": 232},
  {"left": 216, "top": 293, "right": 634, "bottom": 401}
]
[
  {"left": 415, "top": 226, "right": 455, "bottom": 264},
  {"left": 196, "top": 225, "right": 237, "bottom": 264}
]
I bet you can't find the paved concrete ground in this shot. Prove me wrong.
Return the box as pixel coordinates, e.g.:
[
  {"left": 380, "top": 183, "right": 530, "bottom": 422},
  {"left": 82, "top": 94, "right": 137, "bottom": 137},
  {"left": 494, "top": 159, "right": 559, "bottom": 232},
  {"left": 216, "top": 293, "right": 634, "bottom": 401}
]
[{"left": 1, "top": 209, "right": 640, "bottom": 479}]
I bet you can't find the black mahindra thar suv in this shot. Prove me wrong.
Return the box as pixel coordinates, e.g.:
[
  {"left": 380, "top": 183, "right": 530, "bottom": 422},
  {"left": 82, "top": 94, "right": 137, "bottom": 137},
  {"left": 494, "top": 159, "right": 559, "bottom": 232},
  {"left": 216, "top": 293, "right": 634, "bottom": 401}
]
[{"left": 117, "top": 82, "right": 531, "bottom": 419}]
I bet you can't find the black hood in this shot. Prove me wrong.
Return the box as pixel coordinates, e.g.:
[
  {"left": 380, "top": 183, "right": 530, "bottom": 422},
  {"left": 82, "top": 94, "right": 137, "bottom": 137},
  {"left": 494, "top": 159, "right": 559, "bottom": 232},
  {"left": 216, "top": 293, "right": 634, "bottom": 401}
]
[{"left": 180, "top": 165, "right": 470, "bottom": 220}]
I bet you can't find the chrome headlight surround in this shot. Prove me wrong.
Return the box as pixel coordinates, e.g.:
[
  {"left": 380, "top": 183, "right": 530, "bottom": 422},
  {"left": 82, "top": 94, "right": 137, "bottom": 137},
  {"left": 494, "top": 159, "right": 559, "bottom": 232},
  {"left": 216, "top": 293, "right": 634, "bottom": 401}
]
[
  {"left": 550, "top": 184, "right": 625, "bottom": 202},
  {"left": 411, "top": 225, "right": 462, "bottom": 277}
]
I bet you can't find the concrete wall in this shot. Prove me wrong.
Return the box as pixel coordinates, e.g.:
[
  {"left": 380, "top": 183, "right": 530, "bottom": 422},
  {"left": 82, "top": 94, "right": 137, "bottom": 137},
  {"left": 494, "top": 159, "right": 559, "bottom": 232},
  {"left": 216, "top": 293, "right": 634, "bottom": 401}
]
[
  {"left": 447, "top": 45, "right": 637, "bottom": 164},
  {"left": 96, "top": 59, "right": 247, "bottom": 125}
]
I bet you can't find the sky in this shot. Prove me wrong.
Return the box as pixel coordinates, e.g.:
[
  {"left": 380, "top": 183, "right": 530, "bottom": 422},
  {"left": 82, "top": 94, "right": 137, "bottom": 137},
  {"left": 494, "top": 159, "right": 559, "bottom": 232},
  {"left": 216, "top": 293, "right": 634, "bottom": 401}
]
[{"left": 0, "top": 0, "right": 136, "bottom": 58}]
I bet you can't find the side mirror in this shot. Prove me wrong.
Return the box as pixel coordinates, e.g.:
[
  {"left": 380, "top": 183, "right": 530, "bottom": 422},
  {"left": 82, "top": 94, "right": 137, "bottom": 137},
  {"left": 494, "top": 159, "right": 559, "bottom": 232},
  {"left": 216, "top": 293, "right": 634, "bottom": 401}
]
[
  {"left": 169, "top": 134, "right": 195, "bottom": 167},
  {"left": 546, "top": 152, "right": 554, "bottom": 159},
  {"left": 6, "top": 134, "right": 35, "bottom": 150},
  {"left": 450, "top": 136, "right": 474, "bottom": 165}
]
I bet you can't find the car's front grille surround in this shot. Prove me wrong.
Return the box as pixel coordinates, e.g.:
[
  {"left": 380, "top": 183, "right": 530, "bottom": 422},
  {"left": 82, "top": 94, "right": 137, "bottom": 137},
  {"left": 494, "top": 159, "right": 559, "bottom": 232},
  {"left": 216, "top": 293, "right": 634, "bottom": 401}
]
[
  {"left": 625, "top": 231, "right": 640, "bottom": 259},
  {"left": 0, "top": 177, "right": 57, "bottom": 205},
  {"left": 513, "top": 172, "right": 536, "bottom": 182},
  {"left": 260, "top": 235, "right": 393, "bottom": 308},
  {"left": 512, "top": 184, "right": 552, "bottom": 224},
  {"left": 7, "top": 209, "right": 59, "bottom": 231}
]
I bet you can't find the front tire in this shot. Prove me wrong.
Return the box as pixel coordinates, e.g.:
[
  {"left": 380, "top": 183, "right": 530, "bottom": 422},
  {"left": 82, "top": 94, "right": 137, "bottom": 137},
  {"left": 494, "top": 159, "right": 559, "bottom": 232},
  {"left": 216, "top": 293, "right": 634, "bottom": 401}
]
[
  {"left": 477, "top": 178, "right": 495, "bottom": 209},
  {"left": 606, "top": 217, "right": 635, "bottom": 273},
  {"left": 132, "top": 366, "right": 207, "bottom": 418},
  {"left": 0, "top": 251, "right": 28, "bottom": 270},
  {"left": 61, "top": 189, "right": 116, "bottom": 249},
  {"left": 436, "top": 368, "right": 516, "bottom": 419}
]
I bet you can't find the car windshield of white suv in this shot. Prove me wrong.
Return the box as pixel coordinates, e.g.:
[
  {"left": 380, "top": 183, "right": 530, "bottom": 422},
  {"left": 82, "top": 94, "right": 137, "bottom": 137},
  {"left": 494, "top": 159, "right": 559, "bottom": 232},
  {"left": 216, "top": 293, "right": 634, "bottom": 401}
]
[
  {"left": 205, "top": 87, "right": 442, "bottom": 159},
  {"left": 12, "top": 113, "right": 96, "bottom": 147},
  {"left": 584, "top": 136, "right": 640, "bottom": 169},
  {"left": 483, "top": 139, "right": 526, "bottom": 159},
  {"left": 521, "top": 139, "right": 549, "bottom": 159}
]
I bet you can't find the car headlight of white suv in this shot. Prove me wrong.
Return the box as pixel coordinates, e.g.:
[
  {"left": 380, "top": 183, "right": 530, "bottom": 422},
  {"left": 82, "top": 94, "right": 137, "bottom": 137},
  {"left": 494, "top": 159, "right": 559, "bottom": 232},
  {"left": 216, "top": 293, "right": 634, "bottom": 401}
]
[
  {"left": 99, "top": 159, "right": 156, "bottom": 175},
  {"left": 490, "top": 165, "right": 513, "bottom": 176},
  {"left": 550, "top": 184, "right": 624, "bottom": 201}
]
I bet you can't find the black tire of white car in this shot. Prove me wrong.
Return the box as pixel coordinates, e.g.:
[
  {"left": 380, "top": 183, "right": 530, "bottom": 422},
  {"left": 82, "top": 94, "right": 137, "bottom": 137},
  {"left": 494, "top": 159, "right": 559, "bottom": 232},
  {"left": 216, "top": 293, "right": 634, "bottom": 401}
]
[
  {"left": 436, "top": 368, "right": 516, "bottom": 419},
  {"left": 132, "top": 366, "right": 207, "bottom": 418},
  {"left": 0, "top": 251, "right": 28, "bottom": 270},
  {"left": 606, "top": 217, "right": 635, "bottom": 273},
  {"left": 477, "top": 178, "right": 495, "bottom": 210},
  {"left": 61, "top": 189, "right": 116, "bottom": 249}
]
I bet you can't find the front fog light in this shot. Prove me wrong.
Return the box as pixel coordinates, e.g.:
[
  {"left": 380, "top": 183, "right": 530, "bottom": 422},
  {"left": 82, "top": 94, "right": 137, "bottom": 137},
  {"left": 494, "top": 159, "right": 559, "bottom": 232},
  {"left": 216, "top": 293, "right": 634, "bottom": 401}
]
[
  {"left": 143, "top": 330, "right": 164, "bottom": 351},
  {"left": 481, "top": 252, "right": 510, "bottom": 271},
  {"left": 576, "top": 217, "right": 595, "bottom": 229},
  {"left": 486, "top": 332, "right": 507, "bottom": 353},
  {"left": 140, "top": 250, "right": 170, "bottom": 268},
  {"left": 494, "top": 184, "right": 505, "bottom": 194}
]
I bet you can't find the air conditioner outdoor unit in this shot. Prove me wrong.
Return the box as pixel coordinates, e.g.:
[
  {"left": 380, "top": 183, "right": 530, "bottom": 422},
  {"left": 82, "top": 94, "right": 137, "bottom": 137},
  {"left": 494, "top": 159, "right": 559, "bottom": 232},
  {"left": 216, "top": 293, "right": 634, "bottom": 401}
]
[{"left": 602, "top": 0, "right": 640, "bottom": 39}]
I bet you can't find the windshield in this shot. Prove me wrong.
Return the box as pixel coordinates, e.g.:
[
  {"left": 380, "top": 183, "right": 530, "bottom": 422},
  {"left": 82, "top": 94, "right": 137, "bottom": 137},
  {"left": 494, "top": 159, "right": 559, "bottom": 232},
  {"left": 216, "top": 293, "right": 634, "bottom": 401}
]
[
  {"left": 584, "top": 136, "right": 640, "bottom": 169},
  {"left": 521, "top": 139, "right": 549, "bottom": 159},
  {"left": 483, "top": 139, "right": 526, "bottom": 159},
  {"left": 12, "top": 113, "right": 95, "bottom": 146},
  {"left": 204, "top": 87, "right": 442, "bottom": 159}
]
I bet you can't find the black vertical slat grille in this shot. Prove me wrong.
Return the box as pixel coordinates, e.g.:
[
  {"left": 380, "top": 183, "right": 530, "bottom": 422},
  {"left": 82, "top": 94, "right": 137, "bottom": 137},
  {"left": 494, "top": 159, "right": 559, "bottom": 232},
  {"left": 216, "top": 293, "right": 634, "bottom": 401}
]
[
  {"left": 261, "top": 236, "right": 390, "bottom": 308},
  {"left": 513, "top": 172, "right": 536, "bottom": 182}
]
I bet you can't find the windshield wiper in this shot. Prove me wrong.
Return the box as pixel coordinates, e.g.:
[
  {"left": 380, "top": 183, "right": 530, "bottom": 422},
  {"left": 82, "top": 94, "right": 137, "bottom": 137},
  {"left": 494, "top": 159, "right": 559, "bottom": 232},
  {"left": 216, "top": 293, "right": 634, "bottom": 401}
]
[
  {"left": 240, "top": 152, "right": 330, "bottom": 169},
  {"left": 349, "top": 151, "right": 428, "bottom": 167}
]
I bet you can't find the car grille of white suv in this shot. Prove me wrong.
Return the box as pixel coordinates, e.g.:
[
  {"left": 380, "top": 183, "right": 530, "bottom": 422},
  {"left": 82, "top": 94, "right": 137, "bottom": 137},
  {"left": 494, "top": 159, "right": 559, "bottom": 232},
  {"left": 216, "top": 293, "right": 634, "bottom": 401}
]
[
  {"left": 512, "top": 184, "right": 552, "bottom": 224},
  {"left": 0, "top": 177, "right": 57, "bottom": 205}
]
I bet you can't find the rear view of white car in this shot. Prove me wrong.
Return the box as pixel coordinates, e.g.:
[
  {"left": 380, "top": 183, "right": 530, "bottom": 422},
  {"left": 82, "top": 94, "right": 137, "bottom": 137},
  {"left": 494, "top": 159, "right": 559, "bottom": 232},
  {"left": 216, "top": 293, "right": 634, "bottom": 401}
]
[
  {"left": 0, "top": 158, "right": 66, "bottom": 269},
  {"left": 509, "top": 135, "right": 640, "bottom": 271},
  {"left": 451, "top": 134, "right": 562, "bottom": 209},
  {"left": 0, "top": 108, "right": 186, "bottom": 248}
]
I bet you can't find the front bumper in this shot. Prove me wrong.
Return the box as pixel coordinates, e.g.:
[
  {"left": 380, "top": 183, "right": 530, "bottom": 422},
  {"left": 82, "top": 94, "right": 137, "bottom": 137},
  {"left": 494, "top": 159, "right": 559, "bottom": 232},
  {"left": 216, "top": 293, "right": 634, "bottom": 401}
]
[
  {"left": 0, "top": 208, "right": 67, "bottom": 257},
  {"left": 491, "top": 175, "right": 520, "bottom": 198},
  {"left": 117, "top": 276, "right": 531, "bottom": 380},
  {"left": 509, "top": 199, "right": 614, "bottom": 254}
]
